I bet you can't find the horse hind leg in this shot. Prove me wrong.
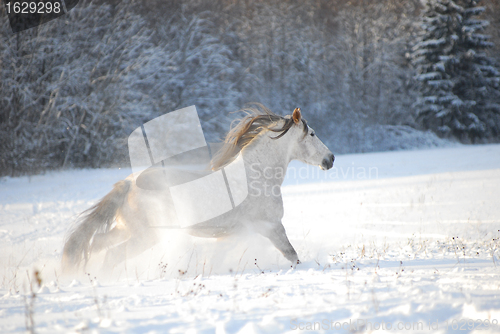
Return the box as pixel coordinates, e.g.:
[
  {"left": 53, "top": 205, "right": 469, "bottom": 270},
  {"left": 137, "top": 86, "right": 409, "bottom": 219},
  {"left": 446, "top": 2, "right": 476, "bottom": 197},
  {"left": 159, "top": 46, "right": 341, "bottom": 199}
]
[
  {"left": 91, "top": 221, "right": 131, "bottom": 254},
  {"left": 99, "top": 191, "right": 161, "bottom": 274},
  {"left": 101, "top": 224, "right": 159, "bottom": 274},
  {"left": 84, "top": 221, "right": 131, "bottom": 273}
]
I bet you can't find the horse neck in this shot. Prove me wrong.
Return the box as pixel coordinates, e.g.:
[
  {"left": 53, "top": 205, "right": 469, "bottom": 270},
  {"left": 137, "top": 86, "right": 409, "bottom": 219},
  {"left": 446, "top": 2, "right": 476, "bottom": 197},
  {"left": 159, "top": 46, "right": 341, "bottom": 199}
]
[{"left": 243, "top": 132, "right": 292, "bottom": 186}]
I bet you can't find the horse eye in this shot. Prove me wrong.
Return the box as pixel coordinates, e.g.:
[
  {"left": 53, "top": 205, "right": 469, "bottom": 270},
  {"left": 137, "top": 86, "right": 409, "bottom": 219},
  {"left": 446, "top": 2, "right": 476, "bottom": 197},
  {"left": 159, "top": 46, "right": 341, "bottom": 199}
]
[{"left": 310, "top": 132, "right": 315, "bottom": 137}]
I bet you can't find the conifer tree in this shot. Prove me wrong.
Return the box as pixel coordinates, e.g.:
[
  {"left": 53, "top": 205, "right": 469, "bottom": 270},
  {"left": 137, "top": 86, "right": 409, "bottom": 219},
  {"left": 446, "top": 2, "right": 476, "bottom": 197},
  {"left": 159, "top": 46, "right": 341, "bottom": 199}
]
[{"left": 412, "top": 0, "right": 500, "bottom": 141}]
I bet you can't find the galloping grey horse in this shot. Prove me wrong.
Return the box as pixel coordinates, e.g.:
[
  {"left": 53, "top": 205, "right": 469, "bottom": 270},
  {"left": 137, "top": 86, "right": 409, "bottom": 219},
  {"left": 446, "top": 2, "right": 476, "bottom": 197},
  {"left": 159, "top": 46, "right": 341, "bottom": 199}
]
[{"left": 62, "top": 104, "right": 334, "bottom": 273}]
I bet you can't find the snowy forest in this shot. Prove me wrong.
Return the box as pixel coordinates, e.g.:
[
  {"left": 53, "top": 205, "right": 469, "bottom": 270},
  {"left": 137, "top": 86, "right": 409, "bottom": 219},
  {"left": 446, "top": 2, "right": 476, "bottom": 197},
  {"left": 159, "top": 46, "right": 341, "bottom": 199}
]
[{"left": 1, "top": 0, "right": 500, "bottom": 176}]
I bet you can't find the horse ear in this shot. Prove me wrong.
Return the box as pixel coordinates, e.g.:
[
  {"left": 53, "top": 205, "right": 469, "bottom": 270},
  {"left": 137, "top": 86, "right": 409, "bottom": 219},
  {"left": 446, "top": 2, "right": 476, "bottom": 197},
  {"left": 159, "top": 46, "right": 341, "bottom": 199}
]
[{"left": 292, "top": 108, "right": 301, "bottom": 125}]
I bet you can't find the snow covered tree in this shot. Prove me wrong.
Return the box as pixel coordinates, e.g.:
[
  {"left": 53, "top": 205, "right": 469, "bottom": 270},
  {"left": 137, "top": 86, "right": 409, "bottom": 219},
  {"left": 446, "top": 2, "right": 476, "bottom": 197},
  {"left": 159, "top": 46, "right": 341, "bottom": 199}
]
[
  {"left": 412, "top": 0, "right": 500, "bottom": 141},
  {"left": 0, "top": 0, "right": 158, "bottom": 175}
]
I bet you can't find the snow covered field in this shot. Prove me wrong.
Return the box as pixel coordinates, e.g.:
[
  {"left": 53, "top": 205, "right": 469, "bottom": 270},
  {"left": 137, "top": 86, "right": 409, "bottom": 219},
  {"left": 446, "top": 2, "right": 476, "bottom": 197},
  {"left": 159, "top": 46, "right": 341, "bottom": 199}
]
[{"left": 1, "top": 144, "right": 500, "bottom": 333}]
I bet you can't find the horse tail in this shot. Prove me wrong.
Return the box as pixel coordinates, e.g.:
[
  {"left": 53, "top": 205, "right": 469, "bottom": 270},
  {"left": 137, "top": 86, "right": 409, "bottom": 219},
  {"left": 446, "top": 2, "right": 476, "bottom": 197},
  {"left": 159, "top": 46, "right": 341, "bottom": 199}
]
[{"left": 62, "top": 179, "right": 131, "bottom": 273}]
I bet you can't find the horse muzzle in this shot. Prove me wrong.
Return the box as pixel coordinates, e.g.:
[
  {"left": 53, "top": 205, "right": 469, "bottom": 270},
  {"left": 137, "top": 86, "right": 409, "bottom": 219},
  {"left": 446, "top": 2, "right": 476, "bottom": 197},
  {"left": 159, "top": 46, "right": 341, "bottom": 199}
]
[
  {"left": 320, "top": 153, "right": 335, "bottom": 170},
  {"left": 321, "top": 152, "right": 335, "bottom": 170}
]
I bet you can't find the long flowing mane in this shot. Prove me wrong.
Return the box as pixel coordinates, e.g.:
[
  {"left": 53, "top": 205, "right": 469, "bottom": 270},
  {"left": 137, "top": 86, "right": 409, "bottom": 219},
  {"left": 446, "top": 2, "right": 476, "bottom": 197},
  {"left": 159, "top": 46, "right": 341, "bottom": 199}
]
[{"left": 211, "top": 103, "right": 308, "bottom": 170}]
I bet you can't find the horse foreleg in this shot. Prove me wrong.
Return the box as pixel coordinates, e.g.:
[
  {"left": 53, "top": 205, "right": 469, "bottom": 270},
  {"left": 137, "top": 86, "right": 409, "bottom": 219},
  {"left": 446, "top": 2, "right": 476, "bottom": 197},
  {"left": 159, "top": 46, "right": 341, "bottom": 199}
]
[{"left": 259, "top": 222, "right": 299, "bottom": 265}]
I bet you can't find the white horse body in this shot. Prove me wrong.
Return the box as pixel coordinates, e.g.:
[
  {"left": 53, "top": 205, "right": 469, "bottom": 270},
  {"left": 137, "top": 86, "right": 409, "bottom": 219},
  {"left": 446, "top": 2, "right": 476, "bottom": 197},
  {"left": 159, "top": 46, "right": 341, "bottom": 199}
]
[{"left": 62, "top": 105, "right": 334, "bottom": 273}]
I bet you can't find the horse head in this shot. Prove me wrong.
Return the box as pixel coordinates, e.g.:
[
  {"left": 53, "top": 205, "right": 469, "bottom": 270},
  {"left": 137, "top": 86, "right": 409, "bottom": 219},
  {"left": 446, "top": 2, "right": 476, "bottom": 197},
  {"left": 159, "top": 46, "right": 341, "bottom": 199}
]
[{"left": 287, "top": 108, "right": 334, "bottom": 170}]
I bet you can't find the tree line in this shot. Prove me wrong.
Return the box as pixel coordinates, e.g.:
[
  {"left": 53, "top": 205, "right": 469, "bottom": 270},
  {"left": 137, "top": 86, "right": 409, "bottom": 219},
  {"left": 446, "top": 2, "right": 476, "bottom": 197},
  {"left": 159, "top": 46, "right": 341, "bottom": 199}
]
[{"left": 1, "top": 0, "right": 499, "bottom": 176}]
